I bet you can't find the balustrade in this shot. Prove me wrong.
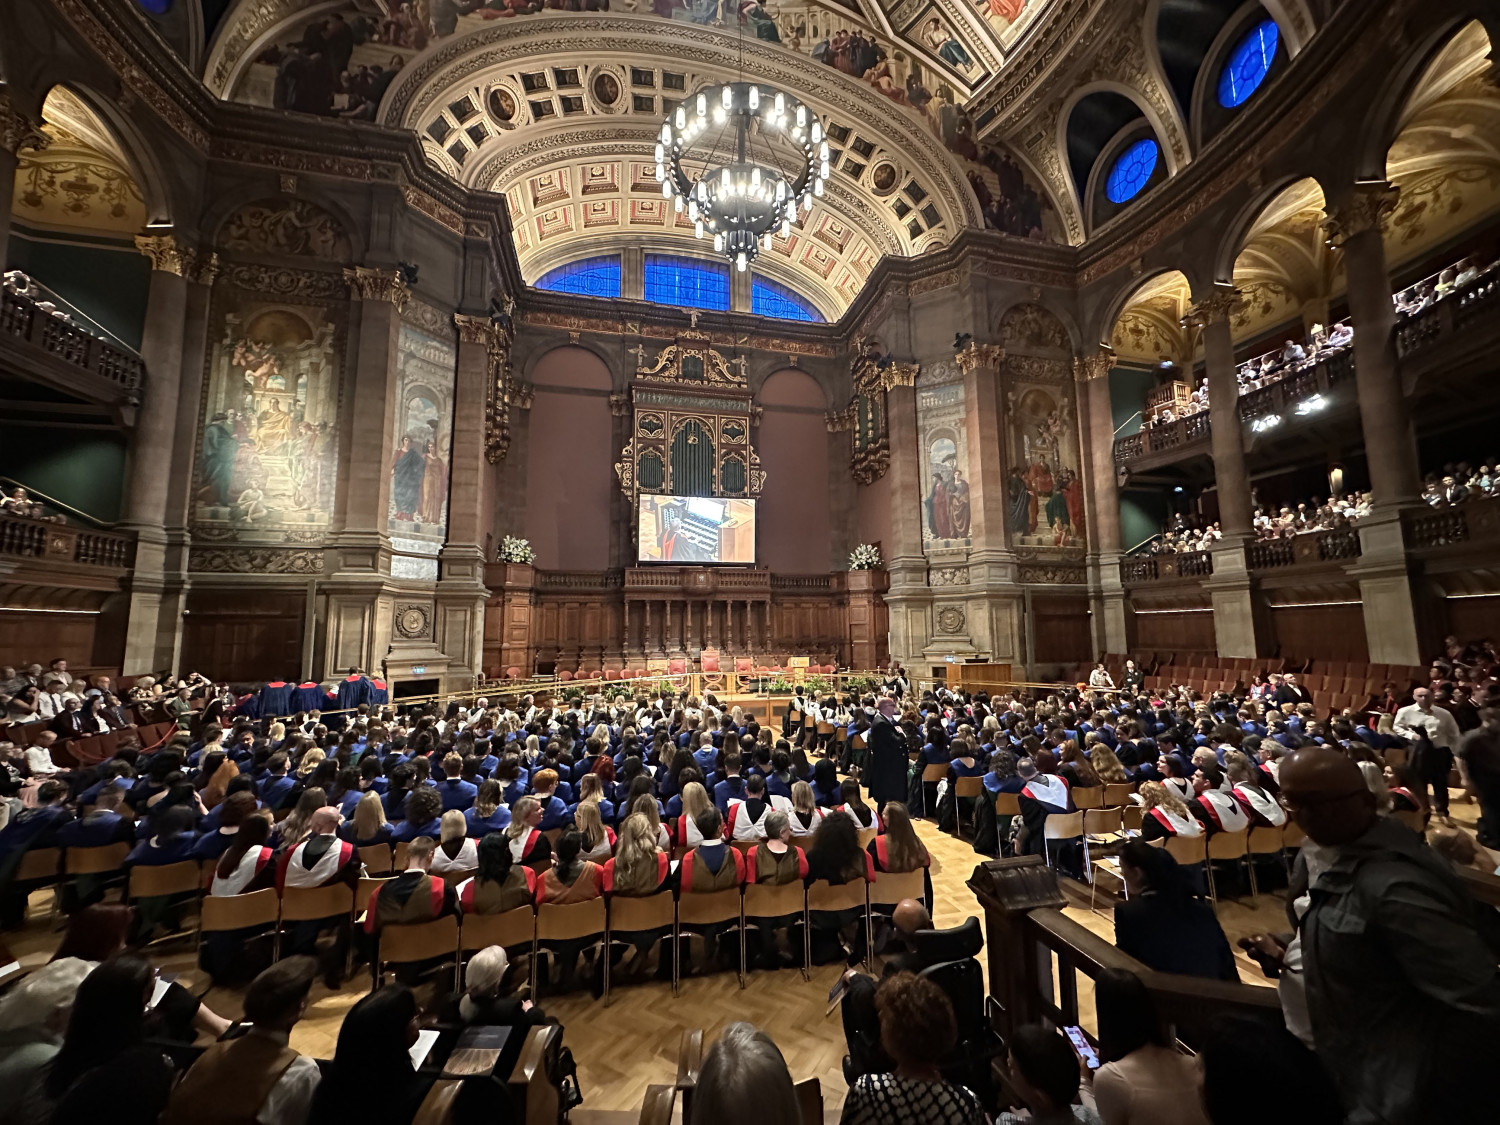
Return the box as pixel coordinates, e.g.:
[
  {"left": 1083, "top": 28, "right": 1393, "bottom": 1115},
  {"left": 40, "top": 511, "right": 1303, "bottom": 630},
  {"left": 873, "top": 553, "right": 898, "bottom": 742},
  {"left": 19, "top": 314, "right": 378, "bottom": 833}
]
[{"left": 0, "top": 285, "right": 145, "bottom": 394}]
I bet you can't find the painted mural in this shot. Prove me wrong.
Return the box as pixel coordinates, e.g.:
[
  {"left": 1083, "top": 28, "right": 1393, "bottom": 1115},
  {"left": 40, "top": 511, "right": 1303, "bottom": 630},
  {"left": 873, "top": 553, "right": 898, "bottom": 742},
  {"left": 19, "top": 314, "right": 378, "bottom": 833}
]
[
  {"left": 195, "top": 304, "right": 342, "bottom": 540},
  {"left": 387, "top": 323, "right": 456, "bottom": 547},
  {"left": 916, "top": 370, "right": 971, "bottom": 548},
  {"left": 227, "top": 2, "right": 1060, "bottom": 241}
]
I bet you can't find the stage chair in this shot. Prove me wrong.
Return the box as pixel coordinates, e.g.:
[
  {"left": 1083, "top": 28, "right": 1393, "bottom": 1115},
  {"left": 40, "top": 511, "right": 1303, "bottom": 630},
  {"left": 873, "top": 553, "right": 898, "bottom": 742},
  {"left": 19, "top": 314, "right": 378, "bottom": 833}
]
[
  {"left": 742, "top": 880, "right": 808, "bottom": 980},
  {"left": 1282, "top": 820, "right": 1307, "bottom": 850},
  {"left": 358, "top": 844, "right": 393, "bottom": 875},
  {"left": 458, "top": 905, "right": 537, "bottom": 987},
  {"left": 1083, "top": 807, "right": 1122, "bottom": 838},
  {"left": 805, "top": 878, "right": 869, "bottom": 972},
  {"left": 373, "top": 914, "right": 459, "bottom": 987},
  {"left": 677, "top": 887, "right": 745, "bottom": 992},
  {"left": 1204, "top": 829, "right": 1252, "bottom": 903},
  {"left": 354, "top": 876, "right": 394, "bottom": 924},
  {"left": 533, "top": 897, "right": 608, "bottom": 998},
  {"left": 277, "top": 883, "right": 355, "bottom": 961},
  {"left": 952, "top": 776, "right": 984, "bottom": 839},
  {"left": 199, "top": 888, "right": 279, "bottom": 953},
  {"left": 1072, "top": 786, "right": 1104, "bottom": 810},
  {"left": 64, "top": 841, "right": 131, "bottom": 876},
  {"left": 919, "top": 762, "right": 948, "bottom": 817},
  {"left": 1041, "top": 811, "right": 1085, "bottom": 875}
]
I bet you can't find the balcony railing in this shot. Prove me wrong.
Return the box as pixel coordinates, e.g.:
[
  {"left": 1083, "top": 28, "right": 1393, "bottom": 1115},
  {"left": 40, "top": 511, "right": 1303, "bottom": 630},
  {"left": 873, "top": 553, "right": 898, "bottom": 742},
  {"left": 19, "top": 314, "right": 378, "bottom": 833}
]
[
  {"left": 1248, "top": 539, "right": 1296, "bottom": 569},
  {"left": 1403, "top": 504, "right": 1480, "bottom": 548},
  {"left": 0, "top": 514, "right": 135, "bottom": 569},
  {"left": 1120, "top": 550, "right": 1212, "bottom": 584},
  {"left": 1396, "top": 272, "right": 1500, "bottom": 358},
  {"left": 0, "top": 283, "right": 145, "bottom": 396}
]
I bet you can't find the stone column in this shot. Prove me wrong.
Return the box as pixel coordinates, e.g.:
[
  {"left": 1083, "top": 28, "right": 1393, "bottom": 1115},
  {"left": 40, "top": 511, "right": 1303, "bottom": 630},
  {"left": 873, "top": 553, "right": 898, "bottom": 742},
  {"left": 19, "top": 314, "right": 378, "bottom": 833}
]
[
  {"left": 1325, "top": 182, "right": 1419, "bottom": 510},
  {"left": 1188, "top": 286, "right": 1262, "bottom": 659},
  {"left": 1188, "top": 286, "right": 1253, "bottom": 539},
  {"left": 0, "top": 91, "right": 47, "bottom": 269},
  {"left": 119, "top": 235, "right": 192, "bottom": 674},
  {"left": 1076, "top": 350, "right": 1128, "bottom": 655},
  {"left": 437, "top": 313, "right": 498, "bottom": 685},
  {"left": 322, "top": 266, "right": 408, "bottom": 678},
  {"left": 955, "top": 342, "right": 1008, "bottom": 558},
  {"left": 882, "top": 367, "right": 925, "bottom": 666},
  {"left": 1325, "top": 183, "right": 1422, "bottom": 664}
]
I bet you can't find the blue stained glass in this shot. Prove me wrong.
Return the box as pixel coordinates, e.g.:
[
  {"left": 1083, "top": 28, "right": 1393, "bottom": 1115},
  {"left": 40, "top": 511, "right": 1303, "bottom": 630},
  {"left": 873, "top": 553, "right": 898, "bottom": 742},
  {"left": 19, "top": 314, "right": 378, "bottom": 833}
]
[
  {"left": 1105, "top": 138, "right": 1160, "bottom": 205},
  {"left": 535, "top": 255, "right": 622, "bottom": 298},
  {"left": 1218, "top": 19, "right": 1280, "bottom": 108},
  {"left": 136, "top": 0, "right": 173, "bottom": 12},
  {"left": 643, "top": 254, "right": 730, "bottom": 311},
  {"left": 752, "top": 277, "right": 824, "bottom": 322}
]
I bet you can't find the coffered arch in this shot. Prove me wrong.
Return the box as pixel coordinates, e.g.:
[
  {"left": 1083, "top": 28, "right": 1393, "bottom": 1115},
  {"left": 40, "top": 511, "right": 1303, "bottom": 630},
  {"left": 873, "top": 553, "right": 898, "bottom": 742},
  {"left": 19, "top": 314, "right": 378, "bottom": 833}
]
[{"left": 378, "top": 16, "right": 983, "bottom": 318}]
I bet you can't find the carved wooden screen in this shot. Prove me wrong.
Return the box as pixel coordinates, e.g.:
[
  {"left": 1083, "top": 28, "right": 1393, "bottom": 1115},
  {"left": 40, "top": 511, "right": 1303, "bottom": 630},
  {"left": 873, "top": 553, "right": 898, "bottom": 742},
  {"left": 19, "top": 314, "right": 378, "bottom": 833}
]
[{"left": 615, "top": 329, "right": 763, "bottom": 501}]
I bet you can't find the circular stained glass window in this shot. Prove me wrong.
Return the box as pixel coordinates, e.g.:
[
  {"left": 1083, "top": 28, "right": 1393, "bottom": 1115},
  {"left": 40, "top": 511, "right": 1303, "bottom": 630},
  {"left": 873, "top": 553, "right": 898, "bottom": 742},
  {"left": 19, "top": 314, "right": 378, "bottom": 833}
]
[
  {"left": 1218, "top": 19, "right": 1280, "bottom": 108},
  {"left": 1105, "top": 138, "right": 1160, "bottom": 204}
]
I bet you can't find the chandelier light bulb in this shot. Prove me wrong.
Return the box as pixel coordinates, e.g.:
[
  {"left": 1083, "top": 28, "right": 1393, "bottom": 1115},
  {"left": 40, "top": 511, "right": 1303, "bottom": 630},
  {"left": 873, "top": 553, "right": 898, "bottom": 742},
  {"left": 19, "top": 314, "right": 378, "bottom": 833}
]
[
  {"left": 748, "top": 86, "right": 759, "bottom": 110},
  {"left": 721, "top": 86, "right": 733, "bottom": 109},
  {"left": 814, "top": 178, "right": 824, "bottom": 197},
  {"left": 796, "top": 105, "right": 806, "bottom": 128},
  {"left": 821, "top": 160, "right": 830, "bottom": 179},
  {"left": 688, "top": 200, "right": 698, "bottom": 221},
  {"left": 714, "top": 232, "right": 724, "bottom": 251},
  {"left": 819, "top": 141, "right": 829, "bottom": 161},
  {"left": 663, "top": 180, "right": 674, "bottom": 199},
  {"left": 654, "top": 143, "right": 664, "bottom": 163},
  {"left": 812, "top": 121, "right": 822, "bottom": 144},
  {"left": 674, "top": 195, "right": 683, "bottom": 213},
  {"left": 781, "top": 219, "right": 791, "bottom": 238},
  {"left": 695, "top": 220, "right": 704, "bottom": 238},
  {"left": 697, "top": 93, "right": 706, "bottom": 116},
  {"left": 720, "top": 168, "right": 731, "bottom": 190},
  {"left": 736, "top": 252, "right": 747, "bottom": 272},
  {"left": 775, "top": 92, "right": 785, "bottom": 115},
  {"left": 751, "top": 168, "right": 761, "bottom": 190}
]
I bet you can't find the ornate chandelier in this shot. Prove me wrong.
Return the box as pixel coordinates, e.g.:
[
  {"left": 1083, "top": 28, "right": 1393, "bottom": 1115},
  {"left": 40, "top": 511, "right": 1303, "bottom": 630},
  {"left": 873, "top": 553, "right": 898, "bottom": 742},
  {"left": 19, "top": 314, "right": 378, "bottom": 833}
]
[{"left": 656, "top": 82, "right": 828, "bottom": 271}]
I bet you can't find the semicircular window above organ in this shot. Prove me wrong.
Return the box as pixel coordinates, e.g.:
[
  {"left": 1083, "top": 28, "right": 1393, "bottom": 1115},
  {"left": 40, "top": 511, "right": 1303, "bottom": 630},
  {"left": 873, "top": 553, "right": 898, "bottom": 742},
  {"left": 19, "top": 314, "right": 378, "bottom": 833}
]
[
  {"left": 1105, "top": 138, "right": 1160, "bottom": 204},
  {"left": 1218, "top": 19, "right": 1281, "bottom": 108}
]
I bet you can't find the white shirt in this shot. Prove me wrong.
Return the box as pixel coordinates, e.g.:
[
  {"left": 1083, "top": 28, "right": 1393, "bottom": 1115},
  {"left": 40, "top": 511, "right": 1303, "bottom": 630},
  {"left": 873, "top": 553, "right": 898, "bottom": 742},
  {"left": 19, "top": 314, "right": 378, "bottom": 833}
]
[
  {"left": 245, "top": 1029, "right": 321, "bottom": 1125},
  {"left": 1393, "top": 703, "right": 1460, "bottom": 750}
]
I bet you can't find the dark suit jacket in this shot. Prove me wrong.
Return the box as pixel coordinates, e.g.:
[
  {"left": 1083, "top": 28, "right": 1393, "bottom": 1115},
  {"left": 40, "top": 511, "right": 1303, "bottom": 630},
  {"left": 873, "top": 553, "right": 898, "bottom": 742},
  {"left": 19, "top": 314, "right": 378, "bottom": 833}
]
[
  {"left": 866, "top": 715, "right": 908, "bottom": 808},
  {"left": 1113, "top": 892, "right": 1238, "bottom": 982},
  {"left": 1273, "top": 685, "right": 1312, "bottom": 707}
]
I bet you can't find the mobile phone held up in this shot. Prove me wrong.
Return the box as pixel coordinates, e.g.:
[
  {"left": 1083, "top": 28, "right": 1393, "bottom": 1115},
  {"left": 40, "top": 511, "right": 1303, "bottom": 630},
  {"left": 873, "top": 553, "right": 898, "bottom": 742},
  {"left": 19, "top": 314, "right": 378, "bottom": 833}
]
[{"left": 1064, "top": 1025, "right": 1100, "bottom": 1070}]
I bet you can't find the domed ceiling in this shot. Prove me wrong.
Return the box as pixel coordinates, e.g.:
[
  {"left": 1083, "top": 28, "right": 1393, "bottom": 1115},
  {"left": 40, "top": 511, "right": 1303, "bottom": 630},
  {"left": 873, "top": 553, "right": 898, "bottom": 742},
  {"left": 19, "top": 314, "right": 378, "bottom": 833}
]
[{"left": 202, "top": 0, "right": 1070, "bottom": 315}]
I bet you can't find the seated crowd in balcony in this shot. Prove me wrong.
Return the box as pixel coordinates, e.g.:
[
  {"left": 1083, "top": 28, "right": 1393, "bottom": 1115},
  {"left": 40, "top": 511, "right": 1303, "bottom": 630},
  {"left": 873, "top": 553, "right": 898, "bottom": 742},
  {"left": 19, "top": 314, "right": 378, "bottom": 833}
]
[
  {"left": 1392, "top": 253, "right": 1496, "bottom": 316},
  {"left": 0, "top": 486, "right": 64, "bottom": 524},
  {"left": 1420, "top": 461, "right": 1500, "bottom": 507}
]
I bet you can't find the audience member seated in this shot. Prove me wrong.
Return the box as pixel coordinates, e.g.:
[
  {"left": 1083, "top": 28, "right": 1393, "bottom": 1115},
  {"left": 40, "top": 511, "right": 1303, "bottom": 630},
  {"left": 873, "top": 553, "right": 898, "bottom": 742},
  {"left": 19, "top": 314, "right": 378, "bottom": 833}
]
[
  {"left": 159, "top": 956, "right": 322, "bottom": 1125},
  {"left": 0, "top": 957, "right": 93, "bottom": 1116},
  {"left": 1136, "top": 781, "right": 1204, "bottom": 842},
  {"left": 363, "top": 835, "right": 457, "bottom": 937},
  {"left": 430, "top": 810, "right": 479, "bottom": 874},
  {"left": 341, "top": 791, "right": 394, "bottom": 848},
  {"left": 445, "top": 945, "right": 550, "bottom": 1081},
  {"left": 690, "top": 1022, "right": 802, "bottom": 1125},
  {"left": 805, "top": 812, "right": 876, "bottom": 965},
  {"left": 840, "top": 971, "right": 986, "bottom": 1125},
  {"left": 1112, "top": 840, "right": 1237, "bottom": 982},
  {"left": 504, "top": 795, "right": 552, "bottom": 869},
  {"left": 307, "top": 987, "right": 432, "bottom": 1125},
  {"left": 1089, "top": 967, "right": 1209, "bottom": 1125},
  {"left": 456, "top": 832, "right": 537, "bottom": 914}
]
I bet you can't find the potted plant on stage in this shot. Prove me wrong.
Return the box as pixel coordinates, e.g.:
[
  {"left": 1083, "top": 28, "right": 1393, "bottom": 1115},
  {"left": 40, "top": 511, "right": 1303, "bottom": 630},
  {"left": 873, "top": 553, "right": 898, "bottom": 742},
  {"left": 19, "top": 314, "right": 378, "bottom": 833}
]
[
  {"left": 498, "top": 535, "right": 537, "bottom": 587},
  {"left": 847, "top": 543, "right": 888, "bottom": 593}
]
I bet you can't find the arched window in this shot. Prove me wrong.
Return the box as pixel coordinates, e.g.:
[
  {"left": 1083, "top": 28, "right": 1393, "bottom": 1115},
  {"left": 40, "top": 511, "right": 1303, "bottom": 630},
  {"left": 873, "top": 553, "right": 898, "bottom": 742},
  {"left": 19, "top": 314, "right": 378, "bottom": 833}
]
[
  {"left": 136, "top": 0, "right": 172, "bottom": 10},
  {"left": 535, "top": 256, "right": 622, "bottom": 298},
  {"left": 1218, "top": 19, "right": 1280, "bottom": 108},
  {"left": 644, "top": 255, "right": 730, "bottom": 311},
  {"left": 751, "top": 276, "right": 824, "bottom": 322},
  {"left": 1105, "top": 139, "right": 1160, "bottom": 205}
]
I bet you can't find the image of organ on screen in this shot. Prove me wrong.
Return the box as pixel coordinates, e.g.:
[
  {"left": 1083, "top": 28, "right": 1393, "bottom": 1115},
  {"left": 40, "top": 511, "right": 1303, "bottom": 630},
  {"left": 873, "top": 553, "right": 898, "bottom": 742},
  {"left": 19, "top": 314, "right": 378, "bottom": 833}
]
[{"left": 638, "top": 495, "right": 756, "bottom": 564}]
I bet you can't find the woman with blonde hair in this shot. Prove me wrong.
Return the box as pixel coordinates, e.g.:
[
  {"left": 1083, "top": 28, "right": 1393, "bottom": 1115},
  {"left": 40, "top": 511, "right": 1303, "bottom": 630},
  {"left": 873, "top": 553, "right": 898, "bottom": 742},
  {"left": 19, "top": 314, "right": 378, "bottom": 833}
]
[
  {"left": 602, "top": 813, "right": 669, "bottom": 896},
  {"left": 339, "top": 791, "right": 392, "bottom": 848},
  {"left": 573, "top": 801, "right": 615, "bottom": 862},
  {"left": 430, "top": 809, "right": 479, "bottom": 873},
  {"left": 296, "top": 748, "right": 326, "bottom": 778},
  {"left": 1138, "top": 781, "right": 1203, "bottom": 841},
  {"left": 671, "top": 780, "right": 715, "bottom": 849},
  {"left": 575, "top": 772, "right": 614, "bottom": 823},
  {"left": 787, "top": 780, "right": 824, "bottom": 838},
  {"left": 266, "top": 720, "right": 286, "bottom": 744},
  {"left": 274, "top": 787, "right": 326, "bottom": 852},
  {"left": 504, "top": 795, "right": 551, "bottom": 868},
  {"left": 629, "top": 791, "right": 671, "bottom": 851},
  {"left": 870, "top": 802, "right": 929, "bottom": 873},
  {"left": 465, "top": 779, "right": 510, "bottom": 837},
  {"left": 1088, "top": 739, "right": 1131, "bottom": 784}
]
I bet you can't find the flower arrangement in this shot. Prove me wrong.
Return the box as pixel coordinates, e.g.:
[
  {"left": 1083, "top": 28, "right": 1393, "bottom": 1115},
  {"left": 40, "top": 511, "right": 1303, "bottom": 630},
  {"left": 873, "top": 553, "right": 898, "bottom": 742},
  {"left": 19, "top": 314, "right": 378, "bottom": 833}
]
[
  {"left": 849, "top": 543, "right": 883, "bottom": 570},
  {"left": 498, "top": 536, "right": 536, "bottom": 564}
]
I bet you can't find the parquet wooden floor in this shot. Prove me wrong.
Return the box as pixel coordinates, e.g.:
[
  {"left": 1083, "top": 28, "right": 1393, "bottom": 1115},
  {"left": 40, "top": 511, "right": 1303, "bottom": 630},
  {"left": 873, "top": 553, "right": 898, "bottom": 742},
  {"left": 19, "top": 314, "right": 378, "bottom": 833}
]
[{"left": 7, "top": 788, "right": 1477, "bottom": 1117}]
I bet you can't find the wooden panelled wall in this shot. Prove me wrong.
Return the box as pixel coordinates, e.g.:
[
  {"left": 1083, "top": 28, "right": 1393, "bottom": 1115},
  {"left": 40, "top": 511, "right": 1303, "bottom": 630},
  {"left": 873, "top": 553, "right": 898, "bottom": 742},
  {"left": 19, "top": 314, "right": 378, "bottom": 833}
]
[
  {"left": 0, "top": 609, "right": 100, "bottom": 669},
  {"left": 482, "top": 568, "right": 879, "bottom": 677},
  {"left": 1031, "top": 595, "right": 1093, "bottom": 664},
  {"left": 181, "top": 590, "right": 306, "bottom": 684},
  {"left": 1128, "top": 606, "right": 1218, "bottom": 658}
]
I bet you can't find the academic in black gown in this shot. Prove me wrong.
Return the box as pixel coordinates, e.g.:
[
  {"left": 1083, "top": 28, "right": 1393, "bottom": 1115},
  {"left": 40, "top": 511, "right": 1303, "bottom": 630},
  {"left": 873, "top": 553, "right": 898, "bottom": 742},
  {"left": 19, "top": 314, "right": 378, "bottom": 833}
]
[{"left": 865, "top": 714, "right": 908, "bottom": 809}]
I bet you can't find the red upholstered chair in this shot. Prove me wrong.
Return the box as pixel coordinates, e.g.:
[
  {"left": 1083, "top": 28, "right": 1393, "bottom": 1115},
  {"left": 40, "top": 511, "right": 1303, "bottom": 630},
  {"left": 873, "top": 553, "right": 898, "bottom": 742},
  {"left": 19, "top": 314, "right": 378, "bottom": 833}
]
[
  {"left": 579, "top": 669, "right": 600, "bottom": 680},
  {"left": 604, "top": 668, "right": 623, "bottom": 681},
  {"left": 700, "top": 653, "right": 721, "bottom": 674},
  {"left": 557, "top": 670, "right": 574, "bottom": 682},
  {"left": 668, "top": 658, "right": 688, "bottom": 676},
  {"left": 628, "top": 668, "right": 646, "bottom": 679},
  {"left": 505, "top": 667, "right": 521, "bottom": 679},
  {"left": 734, "top": 657, "right": 753, "bottom": 674}
]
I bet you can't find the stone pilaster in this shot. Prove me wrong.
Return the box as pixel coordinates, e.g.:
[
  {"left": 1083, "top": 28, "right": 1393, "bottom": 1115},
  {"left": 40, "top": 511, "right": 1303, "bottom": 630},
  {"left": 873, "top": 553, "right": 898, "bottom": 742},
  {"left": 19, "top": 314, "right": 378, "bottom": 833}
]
[
  {"left": 0, "top": 90, "right": 48, "bottom": 269},
  {"left": 881, "top": 368, "right": 927, "bottom": 667},
  {"left": 120, "top": 234, "right": 194, "bottom": 674},
  {"left": 1076, "top": 349, "right": 1128, "bottom": 655},
  {"left": 1187, "top": 286, "right": 1254, "bottom": 540}
]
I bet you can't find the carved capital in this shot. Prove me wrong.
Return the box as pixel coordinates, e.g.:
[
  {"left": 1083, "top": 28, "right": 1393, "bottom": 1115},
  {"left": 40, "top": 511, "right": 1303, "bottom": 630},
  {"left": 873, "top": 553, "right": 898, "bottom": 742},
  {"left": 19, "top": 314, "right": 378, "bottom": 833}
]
[
  {"left": 1184, "top": 286, "right": 1244, "bottom": 327},
  {"left": 453, "top": 312, "right": 495, "bottom": 345},
  {"left": 1322, "top": 182, "right": 1401, "bottom": 247},
  {"left": 343, "top": 266, "right": 410, "bottom": 311},
  {"left": 134, "top": 234, "right": 187, "bottom": 276},
  {"left": 182, "top": 249, "right": 219, "bottom": 287},
  {"left": 0, "top": 91, "right": 48, "bottom": 157},
  {"left": 878, "top": 362, "right": 920, "bottom": 391},
  {"left": 1073, "top": 347, "right": 1117, "bottom": 383},
  {"left": 954, "top": 340, "right": 1005, "bottom": 374}
]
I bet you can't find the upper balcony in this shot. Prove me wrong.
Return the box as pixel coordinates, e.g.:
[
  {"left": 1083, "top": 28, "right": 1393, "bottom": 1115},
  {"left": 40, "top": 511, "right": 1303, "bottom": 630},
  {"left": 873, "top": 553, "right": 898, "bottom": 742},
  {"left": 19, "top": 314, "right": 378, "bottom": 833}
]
[
  {"left": 0, "top": 273, "right": 144, "bottom": 428},
  {"left": 1112, "top": 267, "right": 1500, "bottom": 475}
]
